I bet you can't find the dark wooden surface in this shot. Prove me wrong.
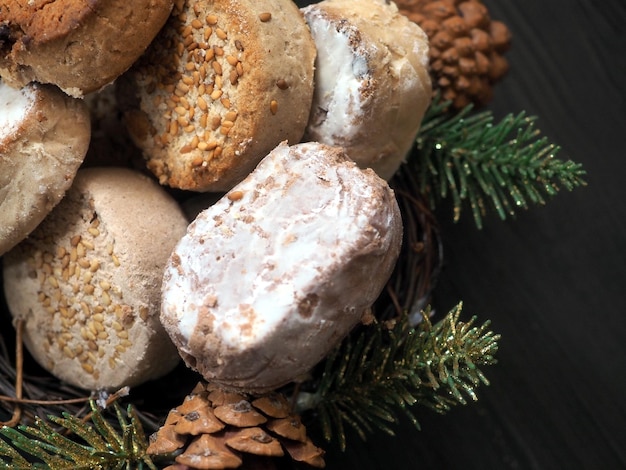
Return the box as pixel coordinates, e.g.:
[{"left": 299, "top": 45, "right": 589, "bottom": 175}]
[
  {"left": 324, "top": 0, "right": 626, "bottom": 468},
  {"left": 2, "top": 1, "right": 625, "bottom": 469}
]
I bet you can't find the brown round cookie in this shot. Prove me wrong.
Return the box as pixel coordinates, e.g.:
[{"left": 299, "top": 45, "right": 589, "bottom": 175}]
[
  {"left": 118, "top": 0, "right": 316, "bottom": 192},
  {"left": 0, "top": 0, "right": 175, "bottom": 97},
  {"left": 0, "top": 79, "right": 90, "bottom": 256},
  {"left": 2, "top": 167, "right": 188, "bottom": 391}
]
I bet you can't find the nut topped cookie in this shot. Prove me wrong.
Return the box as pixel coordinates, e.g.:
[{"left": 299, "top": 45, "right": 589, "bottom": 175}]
[
  {"left": 119, "top": 0, "right": 316, "bottom": 192},
  {"left": 2, "top": 167, "right": 188, "bottom": 391}
]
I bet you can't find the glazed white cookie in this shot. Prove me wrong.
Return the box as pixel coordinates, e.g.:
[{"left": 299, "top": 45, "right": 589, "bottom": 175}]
[
  {"left": 302, "top": 0, "right": 432, "bottom": 180},
  {"left": 0, "top": 80, "right": 90, "bottom": 256},
  {"left": 161, "top": 141, "right": 403, "bottom": 392},
  {"left": 3, "top": 168, "right": 188, "bottom": 391}
]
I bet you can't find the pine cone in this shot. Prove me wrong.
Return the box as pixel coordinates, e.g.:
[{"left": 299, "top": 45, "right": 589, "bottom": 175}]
[
  {"left": 147, "top": 382, "right": 325, "bottom": 469},
  {"left": 395, "top": 0, "right": 512, "bottom": 109}
]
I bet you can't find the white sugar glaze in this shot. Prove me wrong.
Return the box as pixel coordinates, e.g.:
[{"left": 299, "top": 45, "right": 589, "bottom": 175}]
[
  {"left": 161, "top": 141, "right": 403, "bottom": 391},
  {"left": 0, "top": 81, "right": 35, "bottom": 138}
]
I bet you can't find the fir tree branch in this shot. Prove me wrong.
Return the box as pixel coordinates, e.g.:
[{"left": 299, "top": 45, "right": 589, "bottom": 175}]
[
  {"left": 297, "top": 303, "right": 500, "bottom": 451},
  {"left": 413, "top": 97, "right": 587, "bottom": 228},
  {"left": 0, "top": 400, "right": 155, "bottom": 470}
]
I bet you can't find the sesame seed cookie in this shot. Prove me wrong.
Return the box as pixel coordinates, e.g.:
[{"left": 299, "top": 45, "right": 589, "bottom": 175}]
[
  {"left": 0, "top": 0, "right": 175, "bottom": 97},
  {"left": 0, "top": 79, "right": 90, "bottom": 256},
  {"left": 2, "top": 167, "right": 188, "bottom": 391},
  {"left": 160, "top": 142, "right": 403, "bottom": 393},
  {"left": 118, "top": 0, "right": 316, "bottom": 192}
]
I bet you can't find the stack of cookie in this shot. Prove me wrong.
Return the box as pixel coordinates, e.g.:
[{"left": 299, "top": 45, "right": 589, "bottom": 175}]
[{"left": 0, "top": 0, "right": 432, "bottom": 393}]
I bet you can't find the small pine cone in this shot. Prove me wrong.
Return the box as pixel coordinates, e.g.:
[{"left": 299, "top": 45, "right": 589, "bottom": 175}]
[
  {"left": 148, "top": 382, "right": 325, "bottom": 470},
  {"left": 395, "top": 0, "right": 512, "bottom": 109}
]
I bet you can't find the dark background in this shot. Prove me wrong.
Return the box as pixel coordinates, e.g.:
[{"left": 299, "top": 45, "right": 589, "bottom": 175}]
[
  {"left": 2, "top": 1, "right": 625, "bottom": 469},
  {"left": 323, "top": 0, "right": 626, "bottom": 468}
]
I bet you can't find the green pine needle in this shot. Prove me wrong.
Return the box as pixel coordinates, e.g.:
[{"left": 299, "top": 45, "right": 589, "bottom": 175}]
[
  {"left": 298, "top": 303, "right": 500, "bottom": 451},
  {"left": 0, "top": 400, "right": 155, "bottom": 470},
  {"left": 413, "top": 96, "right": 587, "bottom": 228}
]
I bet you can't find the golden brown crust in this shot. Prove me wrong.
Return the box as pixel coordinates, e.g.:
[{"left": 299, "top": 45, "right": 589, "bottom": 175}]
[
  {"left": 0, "top": 80, "right": 90, "bottom": 256},
  {"left": 1, "top": 0, "right": 95, "bottom": 44},
  {"left": 119, "top": 0, "right": 316, "bottom": 192},
  {"left": 0, "top": 0, "right": 175, "bottom": 97}
]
